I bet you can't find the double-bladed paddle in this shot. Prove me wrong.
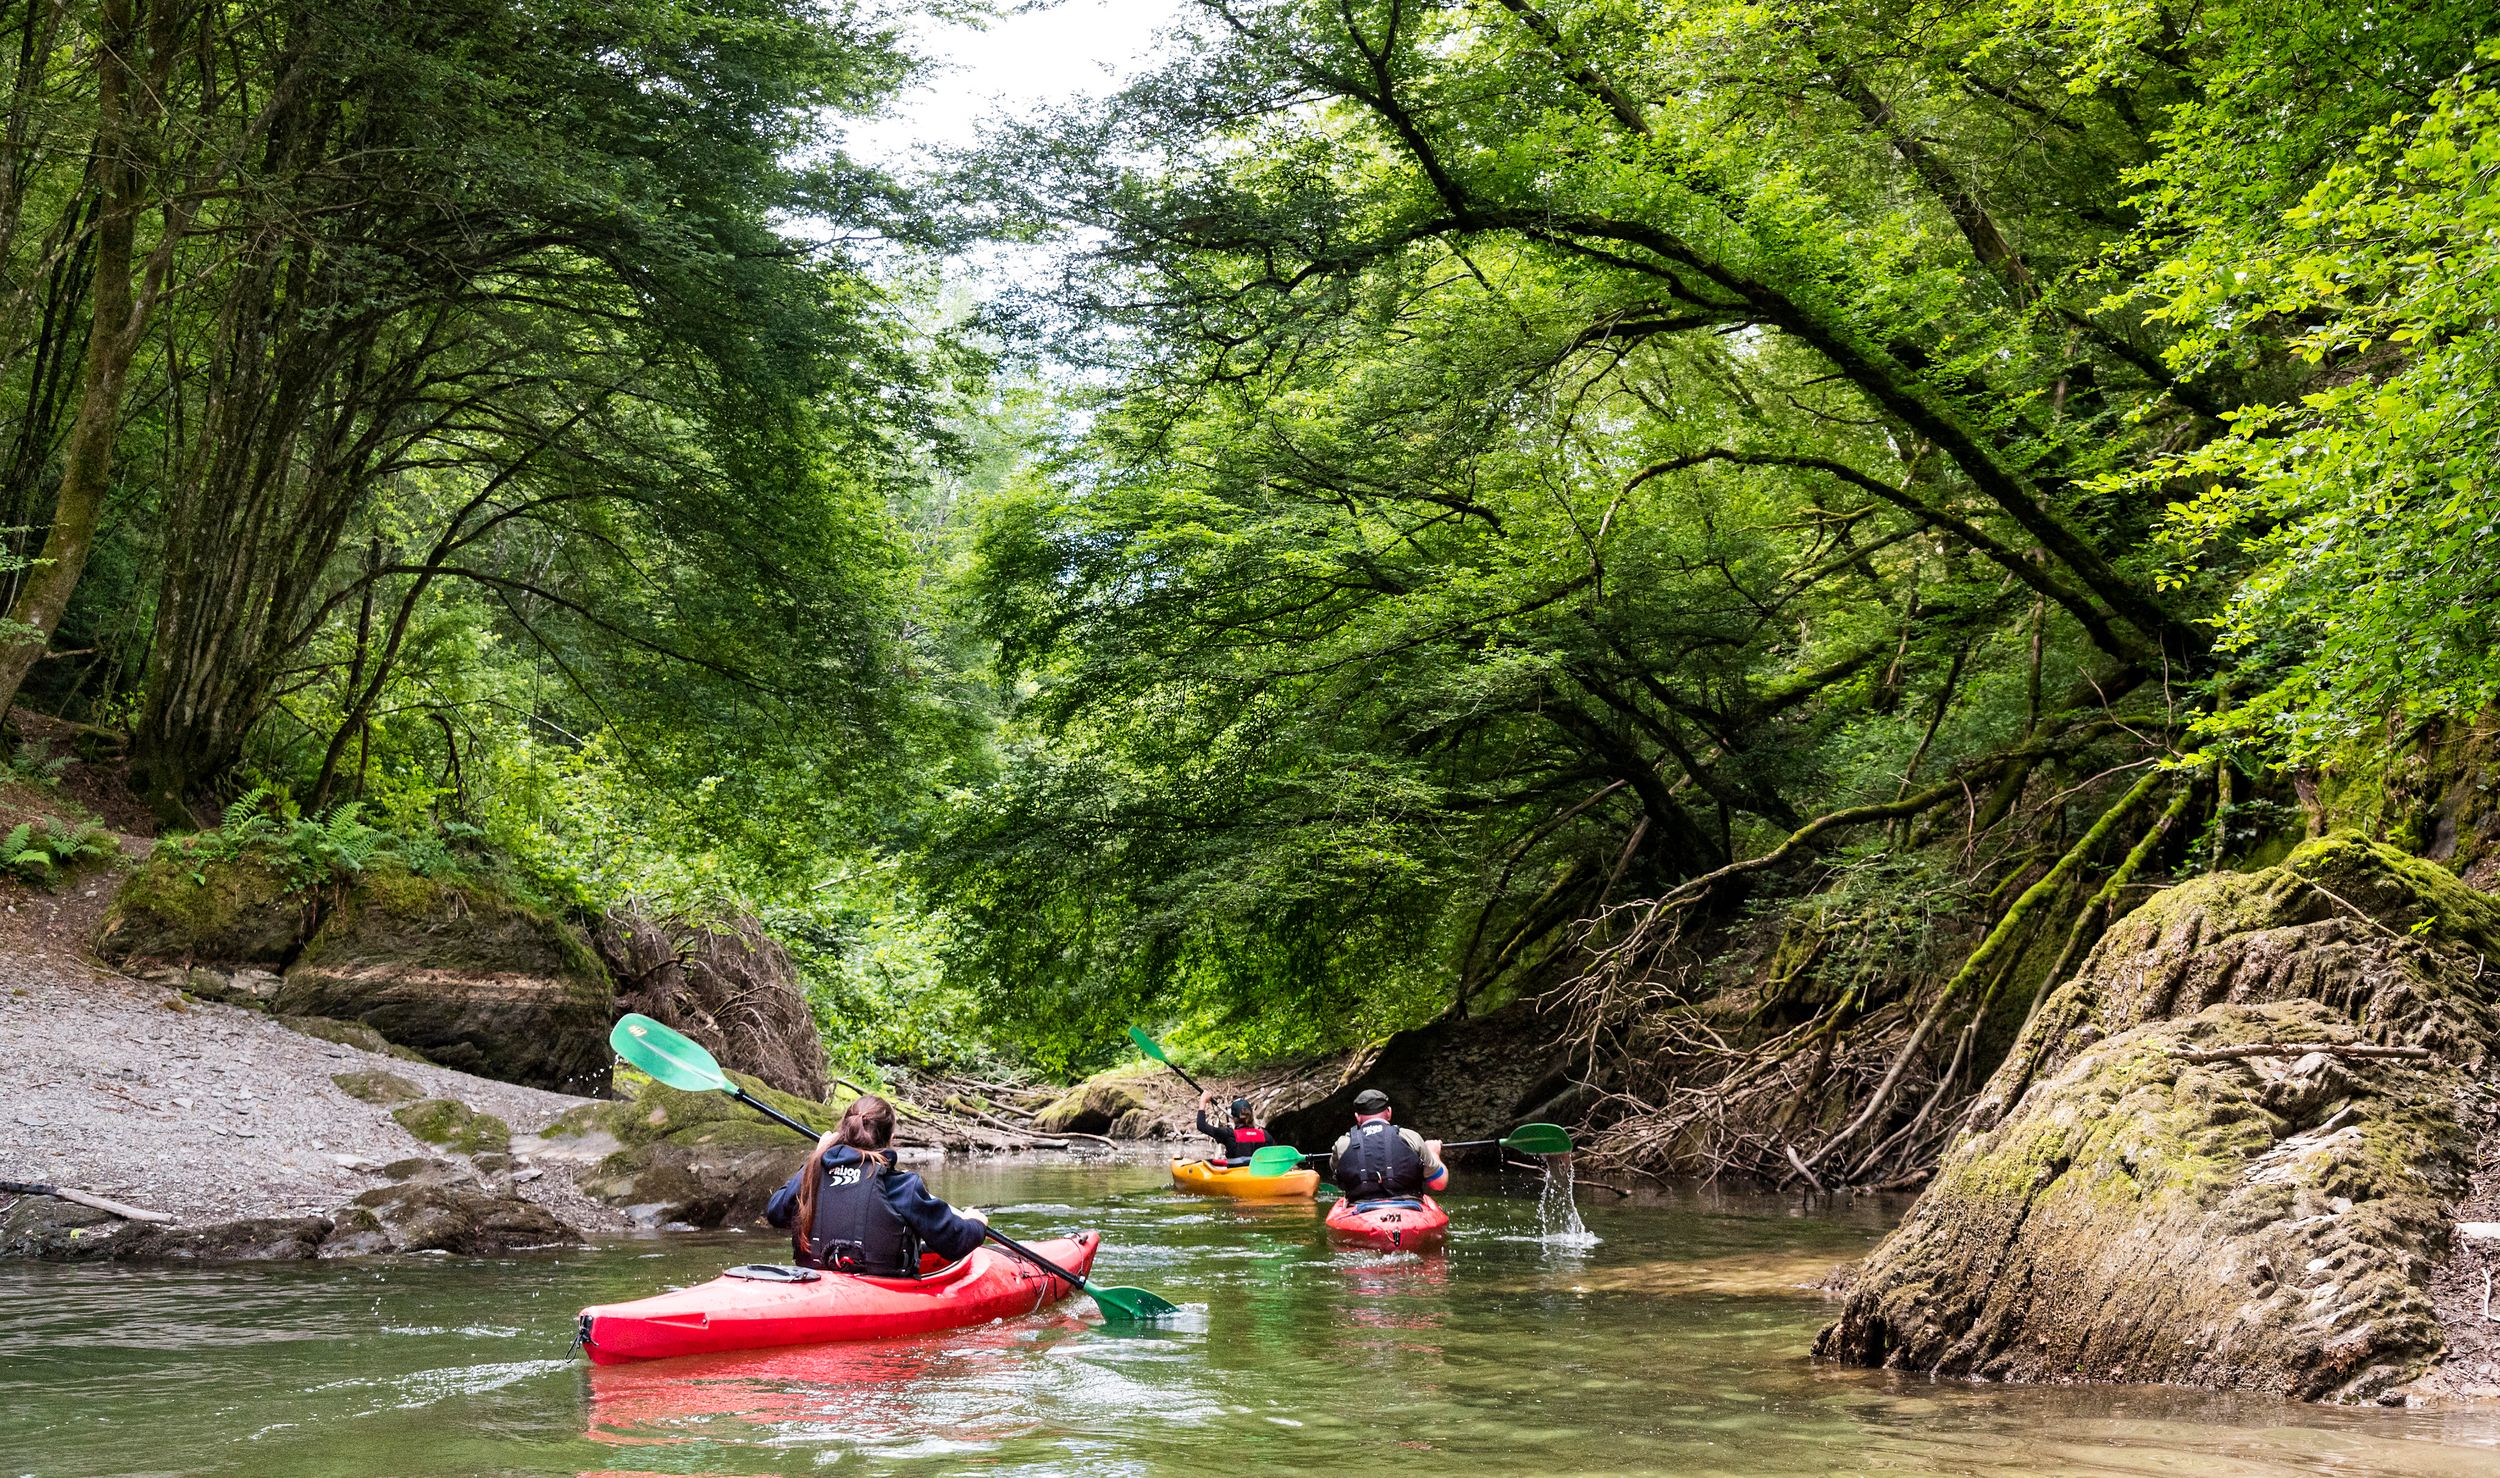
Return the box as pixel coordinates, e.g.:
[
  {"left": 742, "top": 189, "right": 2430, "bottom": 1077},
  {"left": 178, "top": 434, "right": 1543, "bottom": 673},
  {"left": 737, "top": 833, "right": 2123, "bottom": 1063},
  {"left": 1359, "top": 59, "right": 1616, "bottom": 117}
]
[
  {"left": 1242, "top": 1122, "right": 1576, "bottom": 1178},
  {"left": 1442, "top": 1123, "right": 1576, "bottom": 1156},
  {"left": 1125, "top": 1026, "right": 1202, "bottom": 1092},
  {"left": 608, "top": 1013, "right": 1178, "bottom": 1323}
]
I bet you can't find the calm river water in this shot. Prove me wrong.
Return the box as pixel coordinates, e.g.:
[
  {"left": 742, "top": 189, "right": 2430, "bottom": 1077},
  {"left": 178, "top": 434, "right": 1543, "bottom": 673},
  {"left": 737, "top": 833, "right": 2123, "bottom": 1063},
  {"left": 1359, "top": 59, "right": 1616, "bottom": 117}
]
[{"left": 6, "top": 1160, "right": 2500, "bottom": 1475}]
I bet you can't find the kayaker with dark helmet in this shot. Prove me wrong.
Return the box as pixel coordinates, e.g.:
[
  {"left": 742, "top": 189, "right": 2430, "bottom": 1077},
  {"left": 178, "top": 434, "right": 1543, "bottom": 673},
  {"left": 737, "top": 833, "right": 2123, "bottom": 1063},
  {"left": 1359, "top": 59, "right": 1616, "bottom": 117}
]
[
  {"left": 763, "top": 1093, "right": 988, "bottom": 1276},
  {"left": 1194, "top": 1086, "right": 1272, "bottom": 1166},
  {"left": 1330, "top": 1088, "right": 1447, "bottom": 1201}
]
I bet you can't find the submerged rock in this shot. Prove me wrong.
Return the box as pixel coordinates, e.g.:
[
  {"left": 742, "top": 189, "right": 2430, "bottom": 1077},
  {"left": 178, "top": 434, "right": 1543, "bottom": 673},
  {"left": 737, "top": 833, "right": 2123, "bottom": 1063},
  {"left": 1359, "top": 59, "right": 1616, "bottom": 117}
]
[
  {"left": 596, "top": 910, "right": 828, "bottom": 1099},
  {"left": 323, "top": 1159, "right": 577, "bottom": 1256},
  {"left": 1, "top": 1198, "right": 333, "bottom": 1262},
  {"left": 1819, "top": 836, "right": 2500, "bottom": 1402}
]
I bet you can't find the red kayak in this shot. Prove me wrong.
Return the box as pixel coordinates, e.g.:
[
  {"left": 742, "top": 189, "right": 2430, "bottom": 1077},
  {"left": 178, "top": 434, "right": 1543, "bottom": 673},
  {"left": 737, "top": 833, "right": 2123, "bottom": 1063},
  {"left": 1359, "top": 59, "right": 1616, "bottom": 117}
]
[
  {"left": 577, "top": 1232, "right": 1100, "bottom": 1364},
  {"left": 1325, "top": 1197, "right": 1449, "bottom": 1251}
]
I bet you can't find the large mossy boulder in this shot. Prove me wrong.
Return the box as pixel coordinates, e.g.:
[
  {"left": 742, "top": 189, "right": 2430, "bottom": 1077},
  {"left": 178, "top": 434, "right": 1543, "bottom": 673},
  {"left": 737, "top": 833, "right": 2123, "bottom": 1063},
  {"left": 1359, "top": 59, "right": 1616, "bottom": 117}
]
[
  {"left": 96, "top": 852, "right": 613, "bottom": 1094},
  {"left": 595, "top": 910, "right": 829, "bottom": 1099},
  {"left": 96, "top": 852, "right": 310, "bottom": 967},
  {"left": 1818, "top": 836, "right": 2500, "bottom": 1402},
  {"left": 274, "top": 866, "right": 610, "bottom": 1093},
  {"left": 546, "top": 1072, "right": 853, "bottom": 1229},
  {"left": 1033, "top": 1072, "right": 1149, "bottom": 1135}
]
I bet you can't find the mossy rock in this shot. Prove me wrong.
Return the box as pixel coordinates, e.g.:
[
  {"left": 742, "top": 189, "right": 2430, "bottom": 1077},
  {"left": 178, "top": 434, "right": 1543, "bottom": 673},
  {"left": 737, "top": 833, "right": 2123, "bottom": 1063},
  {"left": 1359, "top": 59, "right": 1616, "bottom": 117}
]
[
  {"left": 1034, "top": 1075, "right": 1147, "bottom": 1135},
  {"left": 273, "top": 862, "right": 612, "bottom": 1093},
  {"left": 95, "top": 852, "right": 309, "bottom": 968},
  {"left": 332, "top": 1069, "right": 424, "bottom": 1106},
  {"left": 551, "top": 1071, "right": 846, "bottom": 1228},
  {"left": 390, "top": 1098, "right": 511, "bottom": 1157},
  {"left": 1824, "top": 834, "right": 2499, "bottom": 1403}
]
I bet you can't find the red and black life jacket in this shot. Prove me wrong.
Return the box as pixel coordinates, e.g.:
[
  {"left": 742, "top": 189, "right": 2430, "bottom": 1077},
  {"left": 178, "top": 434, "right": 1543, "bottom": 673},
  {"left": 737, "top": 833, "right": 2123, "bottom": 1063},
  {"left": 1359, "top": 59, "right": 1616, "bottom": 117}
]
[
  {"left": 1335, "top": 1117, "right": 1424, "bottom": 1202},
  {"left": 800, "top": 1152, "right": 917, "bottom": 1277},
  {"left": 1230, "top": 1125, "right": 1270, "bottom": 1148}
]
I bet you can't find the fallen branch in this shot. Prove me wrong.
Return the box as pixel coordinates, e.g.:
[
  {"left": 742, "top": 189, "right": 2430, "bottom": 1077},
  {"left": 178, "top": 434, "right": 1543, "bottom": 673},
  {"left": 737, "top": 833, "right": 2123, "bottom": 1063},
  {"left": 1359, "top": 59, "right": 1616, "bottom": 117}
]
[
  {"left": 0, "top": 1180, "right": 174, "bottom": 1223},
  {"left": 2173, "top": 1042, "right": 2433, "bottom": 1064}
]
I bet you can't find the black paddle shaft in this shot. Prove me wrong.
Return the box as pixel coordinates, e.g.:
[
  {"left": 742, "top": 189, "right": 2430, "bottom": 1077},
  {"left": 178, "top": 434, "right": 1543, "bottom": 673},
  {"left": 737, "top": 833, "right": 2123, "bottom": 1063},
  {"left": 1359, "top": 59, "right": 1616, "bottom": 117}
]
[
  {"left": 734, "top": 1089, "right": 822, "bottom": 1140},
  {"left": 983, "top": 1225, "right": 1088, "bottom": 1294}
]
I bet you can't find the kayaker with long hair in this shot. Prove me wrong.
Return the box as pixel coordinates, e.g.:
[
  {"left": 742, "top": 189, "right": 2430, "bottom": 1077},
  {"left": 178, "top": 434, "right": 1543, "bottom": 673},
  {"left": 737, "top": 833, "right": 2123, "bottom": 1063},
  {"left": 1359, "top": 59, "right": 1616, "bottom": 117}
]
[
  {"left": 1194, "top": 1086, "right": 1272, "bottom": 1165},
  {"left": 1330, "top": 1088, "right": 1447, "bottom": 1202},
  {"left": 763, "top": 1093, "right": 988, "bottom": 1276}
]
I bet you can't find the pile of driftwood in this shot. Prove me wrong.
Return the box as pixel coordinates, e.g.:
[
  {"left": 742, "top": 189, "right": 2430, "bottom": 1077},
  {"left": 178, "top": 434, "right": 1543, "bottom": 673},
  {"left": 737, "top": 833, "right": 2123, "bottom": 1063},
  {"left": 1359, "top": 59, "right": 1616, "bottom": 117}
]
[{"left": 882, "top": 1068, "right": 1122, "bottom": 1153}]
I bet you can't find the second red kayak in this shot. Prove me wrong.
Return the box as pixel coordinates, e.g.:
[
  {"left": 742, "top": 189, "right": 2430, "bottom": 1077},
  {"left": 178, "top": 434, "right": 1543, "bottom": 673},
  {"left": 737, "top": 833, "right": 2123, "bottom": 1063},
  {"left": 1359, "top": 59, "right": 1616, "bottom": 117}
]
[
  {"left": 1325, "top": 1197, "right": 1449, "bottom": 1251},
  {"left": 577, "top": 1231, "right": 1101, "bottom": 1364}
]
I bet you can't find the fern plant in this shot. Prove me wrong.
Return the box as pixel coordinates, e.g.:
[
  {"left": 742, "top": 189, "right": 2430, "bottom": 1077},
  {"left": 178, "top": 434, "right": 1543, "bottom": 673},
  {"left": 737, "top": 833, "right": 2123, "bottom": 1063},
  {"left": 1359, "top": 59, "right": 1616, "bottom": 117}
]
[
  {"left": 178, "top": 788, "right": 460, "bottom": 889},
  {"left": 4, "top": 740, "right": 66, "bottom": 788},
  {"left": 3, "top": 818, "right": 119, "bottom": 883}
]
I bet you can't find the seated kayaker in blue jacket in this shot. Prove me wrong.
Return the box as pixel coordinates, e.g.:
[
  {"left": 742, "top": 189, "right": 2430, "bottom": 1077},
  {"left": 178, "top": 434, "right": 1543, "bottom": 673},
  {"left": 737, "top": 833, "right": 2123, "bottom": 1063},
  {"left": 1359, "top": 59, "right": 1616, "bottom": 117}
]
[
  {"left": 1330, "top": 1088, "right": 1447, "bottom": 1203},
  {"left": 764, "top": 1093, "right": 988, "bottom": 1276},
  {"left": 1195, "top": 1087, "right": 1273, "bottom": 1165}
]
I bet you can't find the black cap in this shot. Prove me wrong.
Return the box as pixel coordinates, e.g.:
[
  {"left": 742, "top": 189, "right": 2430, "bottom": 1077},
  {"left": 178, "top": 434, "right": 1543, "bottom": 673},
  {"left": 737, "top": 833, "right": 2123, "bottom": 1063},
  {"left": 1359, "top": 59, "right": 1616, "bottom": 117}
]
[
  {"left": 1229, "top": 1097, "right": 1254, "bottom": 1120},
  {"left": 1352, "top": 1088, "right": 1391, "bottom": 1113}
]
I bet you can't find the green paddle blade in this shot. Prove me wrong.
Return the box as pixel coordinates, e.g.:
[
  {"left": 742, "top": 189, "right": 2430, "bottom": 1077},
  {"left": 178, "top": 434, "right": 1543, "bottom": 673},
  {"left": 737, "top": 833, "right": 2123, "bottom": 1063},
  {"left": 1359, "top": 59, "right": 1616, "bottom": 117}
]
[
  {"left": 610, "top": 1013, "right": 733, "bottom": 1093},
  {"left": 1089, "top": 1283, "right": 1182, "bottom": 1321},
  {"left": 1501, "top": 1122, "right": 1575, "bottom": 1155},
  {"left": 1245, "top": 1144, "right": 1308, "bottom": 1177},
  {"left": 1125, "top": 1026, "right": 1171, "bottom": 1066}
]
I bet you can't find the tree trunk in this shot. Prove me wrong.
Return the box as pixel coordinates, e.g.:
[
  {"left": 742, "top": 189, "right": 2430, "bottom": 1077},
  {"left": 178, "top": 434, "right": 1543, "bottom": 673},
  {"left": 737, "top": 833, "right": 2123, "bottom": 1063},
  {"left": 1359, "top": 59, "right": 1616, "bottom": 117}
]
[{"left": 0, "top": 0, "right": 147, "bottom": 720}]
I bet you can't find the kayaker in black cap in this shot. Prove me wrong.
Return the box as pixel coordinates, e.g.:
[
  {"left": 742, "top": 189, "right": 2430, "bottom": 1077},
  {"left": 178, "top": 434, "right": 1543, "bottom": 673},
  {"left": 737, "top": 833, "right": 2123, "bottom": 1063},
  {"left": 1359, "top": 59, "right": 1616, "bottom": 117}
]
[
  {"left": 764, "top": 1093, "right": 988, "bottom": 1276},
  {"left": 1194, "top": 1087, "right": 1273, "bottom": 1166},
  {"left": 1330, "top": 1089, "right": 1447, "bottom": 1202}
]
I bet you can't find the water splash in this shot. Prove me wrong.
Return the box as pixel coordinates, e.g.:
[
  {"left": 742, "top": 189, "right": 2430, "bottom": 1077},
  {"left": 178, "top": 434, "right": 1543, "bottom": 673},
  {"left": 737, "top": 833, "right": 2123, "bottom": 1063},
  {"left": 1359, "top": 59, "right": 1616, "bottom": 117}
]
[{"left": 1537, "top": 1157, "right": 1601, "bottom": 1248}]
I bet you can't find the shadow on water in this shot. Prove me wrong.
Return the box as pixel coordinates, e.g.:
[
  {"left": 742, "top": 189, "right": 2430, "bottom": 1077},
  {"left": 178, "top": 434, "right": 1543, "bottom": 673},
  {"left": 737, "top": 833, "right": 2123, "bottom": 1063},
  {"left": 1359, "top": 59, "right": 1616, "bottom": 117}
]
[{"left": 4, "top": 1160, "right": 2500, "bottom": 1475}]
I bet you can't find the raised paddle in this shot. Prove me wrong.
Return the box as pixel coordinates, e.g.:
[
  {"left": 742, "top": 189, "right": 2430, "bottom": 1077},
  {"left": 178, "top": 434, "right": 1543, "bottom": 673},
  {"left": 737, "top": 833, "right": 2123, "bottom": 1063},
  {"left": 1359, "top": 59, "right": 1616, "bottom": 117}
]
[
  {"left": 608, "top": 1014, "right": 1179, "bottom": 1323},
  {"left": 1441, "top": 1123, "right": 1576, "bottom": 1156},
  {"left": 1125, "top": 1026, "right": 1203, "bottom": 1092}
]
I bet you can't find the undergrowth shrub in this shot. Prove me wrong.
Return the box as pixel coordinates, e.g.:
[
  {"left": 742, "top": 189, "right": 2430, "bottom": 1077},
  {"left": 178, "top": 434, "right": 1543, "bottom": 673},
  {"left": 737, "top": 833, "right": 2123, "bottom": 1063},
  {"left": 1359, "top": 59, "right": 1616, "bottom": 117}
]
[
  {"left": 171, "top": 788, "right": 479, "bottom": 890},
  {"left": 2, "top": 817, "right": 118, "bottom": 883}
]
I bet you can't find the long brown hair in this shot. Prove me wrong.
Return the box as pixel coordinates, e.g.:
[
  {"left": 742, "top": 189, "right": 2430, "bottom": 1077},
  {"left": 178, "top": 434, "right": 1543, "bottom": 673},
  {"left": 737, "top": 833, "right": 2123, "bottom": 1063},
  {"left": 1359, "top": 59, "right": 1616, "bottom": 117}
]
[{"left": 793, "top": 1094, "right": 898, "bottom": 1235}]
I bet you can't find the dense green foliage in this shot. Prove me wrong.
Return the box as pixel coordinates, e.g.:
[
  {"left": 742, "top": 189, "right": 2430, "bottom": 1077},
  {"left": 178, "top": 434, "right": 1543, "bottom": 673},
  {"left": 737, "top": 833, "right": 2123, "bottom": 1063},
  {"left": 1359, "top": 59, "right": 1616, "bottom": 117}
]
[
  {"left": 0, "top": 0, "right": 2491, "bottom": 1097},
  {"left": 926, "top": 0, "right": 2500, "bottom": 1071}
]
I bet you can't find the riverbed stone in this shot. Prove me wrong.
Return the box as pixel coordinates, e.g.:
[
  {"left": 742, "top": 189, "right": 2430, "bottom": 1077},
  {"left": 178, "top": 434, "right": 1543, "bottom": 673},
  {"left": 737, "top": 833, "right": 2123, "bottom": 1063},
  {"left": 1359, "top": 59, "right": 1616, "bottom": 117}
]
[
  {"left": 332, "top": 1068, "right": 424, "bottom": 1105},
  {"left": 1818, "top": 836, "right": 2500, "bottom": 1402},
  {"left": 390, "top": 1097, "right": 511, "bottom": 1157},
  {"left": 335, "top": 1179, "right": 576, "bottom": 1256},
  {"left": 0, "top": 1197, "right": 335, "bottom": 1262},
  {"left": 548, "top": 1072, "right": 848, "bottom": 1228}
]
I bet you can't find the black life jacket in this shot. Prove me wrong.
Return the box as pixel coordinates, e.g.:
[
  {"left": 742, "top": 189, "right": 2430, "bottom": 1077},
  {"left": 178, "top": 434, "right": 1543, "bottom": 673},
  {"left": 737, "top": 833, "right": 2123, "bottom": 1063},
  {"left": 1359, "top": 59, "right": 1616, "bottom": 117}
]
[
  {"left": 1336, "top": 1118, "right": 1424, "bottom": 1201},
  {"left": 801, "top": 1151, "right": 916, "bottom": 1277}
]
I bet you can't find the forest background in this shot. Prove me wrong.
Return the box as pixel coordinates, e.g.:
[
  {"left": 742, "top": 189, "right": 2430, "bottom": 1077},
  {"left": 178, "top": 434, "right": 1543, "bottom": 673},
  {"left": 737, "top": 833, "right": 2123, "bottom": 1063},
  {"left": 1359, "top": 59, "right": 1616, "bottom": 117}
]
[{"left": 0, "top": 0, "right": 2493, "bottom": 1183}]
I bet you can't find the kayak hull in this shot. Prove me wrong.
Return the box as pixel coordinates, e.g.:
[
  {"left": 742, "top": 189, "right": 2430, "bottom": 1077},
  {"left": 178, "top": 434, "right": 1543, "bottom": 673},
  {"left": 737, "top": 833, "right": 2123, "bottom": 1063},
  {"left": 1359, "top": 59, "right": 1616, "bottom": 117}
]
[
  {"left": 577, "top": 1231, "right": 1101, "bottom": 1364},
  {"left": 1325, "top": 1196, "right": 1448, "bottom": 1250},
  {"left": 1170, "top": 1157, "right": 1319, "bottom": 1199}
]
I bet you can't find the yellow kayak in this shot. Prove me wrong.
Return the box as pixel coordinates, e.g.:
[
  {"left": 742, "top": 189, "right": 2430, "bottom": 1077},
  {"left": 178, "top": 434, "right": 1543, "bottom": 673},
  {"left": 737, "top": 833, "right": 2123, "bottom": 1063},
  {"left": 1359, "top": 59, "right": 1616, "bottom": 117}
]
[{"left": 1169, "top": 1156, "right": 1318, "bottom": 1199}]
